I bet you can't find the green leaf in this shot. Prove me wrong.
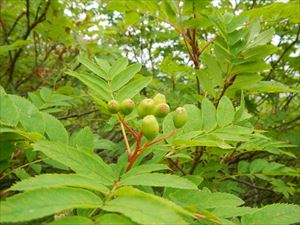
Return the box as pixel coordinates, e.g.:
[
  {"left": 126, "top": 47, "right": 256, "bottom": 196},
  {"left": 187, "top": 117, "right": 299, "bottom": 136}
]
[
  {"left": 174, "top": 134, "right": 232, "bottom": 149},
  {"left": 10, "top": 174, "right": 109, "bottom": 194},
  {"left": 0, "top": 187, "right": 102, "bottom": 223},
  {"left": 0, "top": 88, "right": 19, "bottom": 126},
  {"left": 249, "top": 159, "right": 268, "bottom": 174},
  {"left": 70, "top": 127, "right": 94, "bottom": 152},
  {"left": 234, "top": 91, "right": 245, "bottom": 122},
  {"left": 9, "top": 95, "right": 45, "bottom": 134},
  {"left": 241, "top": 204, "right": 300, "bottom": 225},
  {"left": 47, "top": 216, "right": 95, "bottom": 225},
  {"left": 122, "top": 164, "right": 169, "bottom": 179},
  {"left": 242, "top": 45, "right": 278, "bottom": 59},
  {"left": 212, "top": 206, "right": 257, "bottom": 218},
  {"left": 33, "top": 140, "right": 115, "bottom": 185},
  {"left": 232, "top": 61, "right": 271, "bottom": 74},
  {"left": 170, "top": 189, "right": 244, "bottom": 211},
  {"left": 116, "top": 77, "right": 152, "bottom": 101},
  {"left": 42, "top": 113, "right": 69, "bottom": 144},
  {"left": 95, "top": 57, "right": 111, "bottom": 74},
  {"left": 183, "top": 104, "right": 202, "bottom": 132},
  {"left": 227, "top": 15, "right": 249, "bottom": 33},
  {"left": 246, "top": 81, "right": 297, "bottom": 93},
  {"left": 78, "top": 55, "right": 107, "bottom": 80},
  {"left": 0, "top": 40, "right": 30, "bottom": 55},
  {"left": 96, "top": 213, "right": 136, "bottom": 225},
  {"left": 109, "top": 57, "right": 129, "bottom": 79},
  {"left": 247, "top": 20, "right": 260, "bottom": 43},
  {"left": 247, "top": 28, "right": 274, "bottom": 48},
  {"left": 65, "top": 70, "right": 111, "bottom": 101},
  {"left": 197, "top": 70, "right": 217, "bottom": 97},
  {"left": 111, "top": 63, "right": 142, "bottom": 91},
  {"left": 238, "top": 160, "right": 249, "bottom": 174},
  {"left": 120, "top": 173, "right": 197, "bottom": 189},
  {"left": 103, "top": 186, "right": 192, "bottom": 225},
  {"left": 217, "top": 96, "right": 235, "bottom": 127},
  {"left": 202, "top": 54, "right": 223, "bottom": 86},
  {"left": 201, "top": 98, "right": 217, "bottom": 132}
]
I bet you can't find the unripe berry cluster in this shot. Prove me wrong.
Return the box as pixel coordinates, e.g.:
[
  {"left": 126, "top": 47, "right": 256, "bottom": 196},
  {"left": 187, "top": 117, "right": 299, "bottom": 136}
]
[{"left": 107, "top": 93, "right": 188, "bottom": 140}]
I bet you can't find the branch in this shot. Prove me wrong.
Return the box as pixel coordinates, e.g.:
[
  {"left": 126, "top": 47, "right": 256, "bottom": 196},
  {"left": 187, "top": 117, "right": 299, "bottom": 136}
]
[
  {"left": 126, "top": 131, "right": 177, "bottom": 171},
  {"left": 118, "top": 114, "right": 138, "bottom": 138},
  {"left": 230, "top": 177, "right": 273, "bottom": 192},
  {"left": 119, "top": 121, "right": 131, "bottom": 158},
  {"left": 7, "top": 12, "right": 26, "bottom": 36},
  {"left": 214, "top": 75, "right": 237, "bottom": 106},
  {"left": 193, "top": 213, "right": 222, "bottom": 225},
  {"left": 25, "top": 0, "right": 30, "bottom": 30},
  {"left": 6, "top": 0, "right": 51, "bottom": 87},
  {"left": 58, "top": 109, "right": 98, "bottom": 120},
  {"left": 189, "top": 146, "right": 204, "bottom": 174},
  {"left": 167, "top": 158, "right": 186, "bottom": 175},
  {"left": 144, "top": 130, "right": 176, "bottom": 148},
  {"left": 265, "top": 25, "right": 300, "bottom": 80},
  {"left": 198, "top": 39, "right": 214, "bottom": 55}
]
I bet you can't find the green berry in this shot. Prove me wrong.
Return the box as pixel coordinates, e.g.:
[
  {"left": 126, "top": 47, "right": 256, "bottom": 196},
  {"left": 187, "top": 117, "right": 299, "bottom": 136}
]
[
  {"left": 138, "top": 98, "right": 155, "bottom": 118},
  {"left": 141, "top": 115, "right": 159, "bottom": 141},
  {"left": 154, "top": 103, "right": 170, "bottom": 118},
  {"left": 120, "top": 99, "right": 135, "bottom": 115},
  {"left": 153, "top": 93, "right": 166, "bottom": 105},
  {"left": 173, "top": 107, "right": 188, "bottom": 128},
  {"left": 107, "top": 100, "right": 120, "bottom": 114}
]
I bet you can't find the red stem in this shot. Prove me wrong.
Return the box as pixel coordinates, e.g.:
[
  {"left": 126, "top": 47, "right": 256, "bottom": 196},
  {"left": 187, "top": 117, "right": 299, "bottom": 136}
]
[
  {"left": 126, "top": 130, "right": 177, "bottom": 171},
  {"left": 135, "top": 131, "right": 143, "bottom": 154},
  {"left": 118, "top": 114, "right": 138, "bottom": 138}
]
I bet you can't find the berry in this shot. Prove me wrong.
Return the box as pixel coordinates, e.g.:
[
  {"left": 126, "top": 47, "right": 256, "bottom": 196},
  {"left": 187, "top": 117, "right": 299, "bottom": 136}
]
[
  {"left": 153, "top": 93, "right": 166, "bottom": 105},
  {"left": 138, "top": 98, "right": 155, "bottom": 117},
  {"left": 120, "top": 99, "right": 135, "bottom": 115},
  {"left": 107, "top": 100, "right": 120, "bottom": 114},
  {"left": 141, "top": 115, "right": 159, "bottom": 141},
  {"left": 173, "top": 107, "right": 188, "bottom": 128},
  {"left": 154, "top": 103, "right": 170, "bottom": 118}
]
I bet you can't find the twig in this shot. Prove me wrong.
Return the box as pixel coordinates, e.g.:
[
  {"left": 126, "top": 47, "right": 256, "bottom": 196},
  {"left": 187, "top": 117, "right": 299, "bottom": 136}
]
[
  {"left": 194, "top": 213, "right": 222, "bottom": 225},
  {"left": 189, "top": 146, "right": 204, "bottom": 174},
  {"left": 126, "top": 131, "right": 177, "bottom": 171},
  {"left": 167, "top": 158, "right": 186, "bottom": 175},
  {"left": 117, "top": 114, "right": 138, "bottom": 138},
  {"left": 265, "top": 25, "right": 300, "bottom": 80},
  {"left": 144, "top": 130, "right": 176, "bottom": 148},
  {"left": 0, "top": 158, "right": 47, "bottom": 180},
  {"left": 7, "top": 12, "right": 26, "bottom": 36},
  {"left": 198, "top": 39, "right": 214, "bottom": 55},
  {"left": 6, "top": 0, "right": 51, "bottom": 87},
  {"left": 58, "top": 109, "right": 98, "bottom": 120},
  {"left": 119, "top": 121, "right": 132, "bottom": 159},
  {"left": 135, "top": 131, "right": 143, "bottom": 153},
  {"left": 214, "top": 75, "right": 237, "bottom": 106},
  {"left": 230, "top": 177, "right": 273, "bottom": 192}
]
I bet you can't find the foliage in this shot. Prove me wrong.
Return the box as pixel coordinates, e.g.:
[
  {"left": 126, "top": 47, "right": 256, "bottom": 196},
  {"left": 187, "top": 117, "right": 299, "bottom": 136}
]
[{"left": 0, "top": 0, "right": 300, "bottom": 224}]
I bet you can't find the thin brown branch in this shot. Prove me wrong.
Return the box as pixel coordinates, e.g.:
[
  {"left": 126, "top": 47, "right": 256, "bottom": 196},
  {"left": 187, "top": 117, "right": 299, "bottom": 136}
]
[
  {"left": 214, "top": 75, "right": 237, "bottom": 106},
  {"left": 58, "top": 109, "right": 98, "bottom": 120},
  {"left": 266, "top": 25, "right": 300, "bottom": 80},
  {"left": 230, "top": 177, "right": 273, "bottom": 192},
  {"left": 7, "top": 12, "right": 26, "bottom": 36},
  {"left": 189, "top": 146, "right": 204, "bottom": 174},
  {"left": 167, "top": 158, "right": 186, "bottom": 175},
  {"left": 6, "top": 0, "right": 51, "bottom": 87}
]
